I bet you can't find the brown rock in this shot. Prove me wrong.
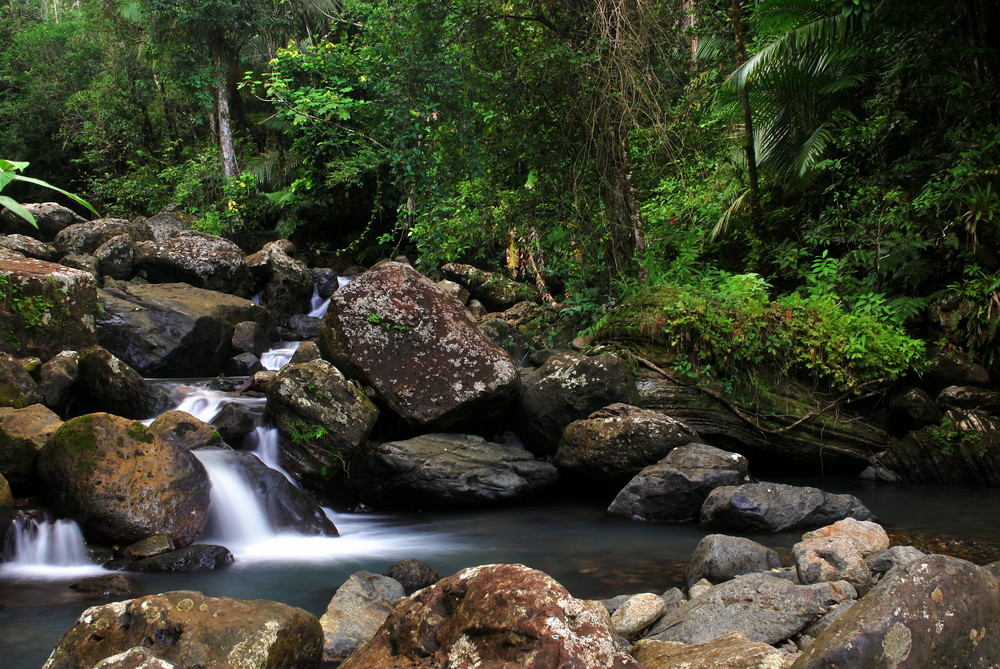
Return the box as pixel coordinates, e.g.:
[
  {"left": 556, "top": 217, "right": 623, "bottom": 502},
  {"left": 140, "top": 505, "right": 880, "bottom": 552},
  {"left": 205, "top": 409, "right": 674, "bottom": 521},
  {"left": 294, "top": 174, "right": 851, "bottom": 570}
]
[
  {"left": 0, "top": 403, "right": 63, "bottom": 483},
  {"left": 634, "top": 632, "right": 797, "bottom": 668},
  {"left": 149, "top": 410, "right": 226, "bottom": 452}
]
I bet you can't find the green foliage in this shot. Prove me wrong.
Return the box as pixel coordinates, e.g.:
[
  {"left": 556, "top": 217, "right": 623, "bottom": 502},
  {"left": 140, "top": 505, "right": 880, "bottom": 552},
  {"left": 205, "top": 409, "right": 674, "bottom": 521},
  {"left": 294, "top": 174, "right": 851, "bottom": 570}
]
[
  {"left": 928, "top": 415, "right": 986, "bottom": 458},
  {"left": 0, "top": 272, "right": 71, "bottom": 349},
  {"left": 0, "top": 159, "right": 97, "bottom": 225},
  {"left": 287, "top": 420, "right": 328, "bottom": 445},
  {"left": 939, "top": 266, "right": 1000, "bottom": 373}
]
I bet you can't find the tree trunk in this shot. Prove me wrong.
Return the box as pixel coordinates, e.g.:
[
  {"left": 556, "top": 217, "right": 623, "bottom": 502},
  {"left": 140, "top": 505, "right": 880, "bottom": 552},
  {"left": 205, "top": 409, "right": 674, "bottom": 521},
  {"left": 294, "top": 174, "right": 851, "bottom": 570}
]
[
  {"left": 731, "top": 0, "right": 761, "bottom": 224},
  {"left": 214, "top": 55, "right": 238, "bottom": 180}
]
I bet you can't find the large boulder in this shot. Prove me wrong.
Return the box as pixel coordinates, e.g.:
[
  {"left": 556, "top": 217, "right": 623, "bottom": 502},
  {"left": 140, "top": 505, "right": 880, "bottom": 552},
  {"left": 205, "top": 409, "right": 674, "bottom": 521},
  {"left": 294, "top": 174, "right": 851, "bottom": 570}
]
[
  {"left": 874, "top": 409, "right": 1000, "bottom": 485},
  {"left": 0, "top": 202, "right": 86, "bottom": 241},
  {"left": 608, "top": 443, "right": 750, "bottom": 521},
  {"left": 95, "top": 281, "right": 268, "bottom": 377},
  {"left": 38, "top": 350, "right": 80, "bottom": 413},
  {"left": 517, "top": 352, "right": 640, "bottom": 456},
  {"left": 244, "top": 240, "right": 314, "bottom": 323},
  {"left": 347, "top": 433, "right": 559, "bottom": 508},
  {"left": 0, "top": 403, "right": 63, "bottom": 484},
  {"left": 320, "top": 570, "right": 406, "bottom": 664},
  {"left": 76, "top": 346, "right": 172, "bottom": 420},
  {"left": 319, "top": 262, "right": 520, "bottom": 428},
  {"left": 37, "top": 413, "right": 211, "bottom": 547},
  {"left": 0, "top": 352, "right": 43, "bottom": 408},
  {"left": 265, "top": 359, "right": 378, "bottom": 495},
  {"left": 647, "top": 572, "right": 856, "bottom": 646},
  {"left": 148, "top": 411, "right": 226, "bottom": 452},
  {"left": 41, "top": 590, "right": 323, "bottom": 669},
  {"left": 554, "top": 404, "right": 700, "bottom": 485},
  {"left": 0, "top": 257, "right": 97, "bottom": 360},
  {"left": 94, "top": 234, "right": 136, "bottom": 280},
  {"left": 683, "top": 534, "right": 783, "bottom": 590},
  {"left": 440, "top": 262, "right": 537, "bottom": 311},
  {"left": 793, "top": 555, "right": 1000, "bottom": 668},
  {"left": 340, "top": 563, "right": 641, "bottom": 668},
  {"left": 52, "top": 218, "right": 150, "bottom": 257},
  {"left": 701, "top": 482, "right": 875, "bottom": 533},
  {"left": 133, "top": 230, "right": 252, "bottom": 296}
]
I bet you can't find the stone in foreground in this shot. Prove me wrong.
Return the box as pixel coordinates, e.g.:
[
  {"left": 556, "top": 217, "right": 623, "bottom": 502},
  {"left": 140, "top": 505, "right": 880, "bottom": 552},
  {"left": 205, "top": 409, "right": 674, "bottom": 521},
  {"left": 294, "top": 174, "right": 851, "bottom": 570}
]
[{"left": 634, "top": 632, "right": 797, "bottom": 669}]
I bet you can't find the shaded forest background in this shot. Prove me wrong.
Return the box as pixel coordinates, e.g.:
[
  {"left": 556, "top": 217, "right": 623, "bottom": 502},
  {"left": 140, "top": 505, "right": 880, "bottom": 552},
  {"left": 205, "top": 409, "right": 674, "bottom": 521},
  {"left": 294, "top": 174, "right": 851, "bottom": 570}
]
[{"left": 2, "top": 0, "right": 999, "bottom": 389}]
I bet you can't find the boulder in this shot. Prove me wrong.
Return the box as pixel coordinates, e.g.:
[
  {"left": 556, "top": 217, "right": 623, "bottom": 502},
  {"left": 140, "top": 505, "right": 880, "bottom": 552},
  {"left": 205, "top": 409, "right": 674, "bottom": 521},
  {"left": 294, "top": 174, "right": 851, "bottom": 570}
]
[
  {"left": 440, "top": 262, "right": 537, "bottom": 311},
  {"left": 148, "top": 411, "right": 226, "bottom": 452},
  {"left": 936, "top": 385, "right": 1000, "bottom": 414},
  {"left": 244, "top": 240, "right": 314, "bottom": 322},
  {"left": 610, "top": 592, "right": 666, "bottom": 640},
  {"left": 319, "top": 262, "right": 520, "bottom": 428},
  {"left": 125, "top": 545, "right": 234, "bottom": 573},
  {"left": 95, "top": 281, "right": 268, "bottom": 377},
  {"left": 683, "top": 534, "right": 783, "bottom": 590},
  {"left": 348, "top": 433, "right": 559, "bottom": 508},
  {"left": 133, "top": 230, "right": 252, "bottom": 296},
  {"left": 222, "top": 352, "right": 263, "bottom": 376},
  {"left": 888, "top": 387, "right": 943, "bottom": 433},
  {"left": 0, "top": 257, "right": 97, "bottom": 360},
  {"left": 53, "top": 218, "right": 150, "bottom": 257},
  {"left": 208, "top": 403, "right": 256, "bottom": 443},
  {"left": 920, "top": 346, "right": 991, "bottom": 395},
  {"left": 69, "top": 574, "right": 136, "bottom": 599},
  {"left": 874, "top": 409, "right": 1000, "bottom": 485},
  {"left": 793, "top": 536, "right": 871, "bottom": 593},
  {"left": 517, "top": 352, "right": 640, "bottom": 456},
  {"left": 143, "top": 212, "right": 188, "bottom": 241},
  {"left": 0, "top": 352, "right": 43, "bottom": 408},
  {"left": 0, "top": 403, "right": 63, "bottom": 483},
  {"left": 793, "top": 555, "right": 1000, "bottom": 668},
  {"left": 41, "top": 590, "right": 322, "bottom": 669},
  {"left": 340, "top": 563, "right": 641, "bottom": 668},
  {"left": 231, "top": 321, "right": 270, "bottom": 357},
  {"left": 701, "top": 482, "right": 875, "bottom": 533},
  {"left": 76, "top": 346, "right": 172, "bottom": 420},
  {"left": 866, "top": 545, "right": 926, "bottom": 582},
  {"left": 265, "top": 360, "right": 378, "bottom": 495},
  {"left": 608, "top": 443, "right": 750, "bottom": 522},
  {"left": 38, "top": 350, "right": 80, "bottom": 413},
  {"left": 479, "top": 317, "right": 534, "bottom": 366},
  {"left": 94, "top": 234, "right": 135, "bottom": 280},
  {"left": 123, "top": 535, "right": 175, "bottom": 560},
  {"left": 0, "top": 233, "right": 59, "bottom": 261},
  {"left": 634, "top": 633, "right": 797, "bottom": 669},
  {"left": 37, "top": 413, "right": 211, "bottom": 547},
  {"left": 0, "top": 202, "right": 86, "bottom": 241},
  {"left": 800, "top": 518, "right": 889, "bottom": 556},
  {"left": 436, "top": 279, "right": 469, "bottom": 304},
  {"left": 288, "top": 340, "right": 321, "bottom": 365},
  {"left": 60, "top": 253, "right": 98, "bottom": 278},
  {"left": 320, "top": 570, "right": 406, "bottom": 663},
  {"left": 647, "top": 572, "right": 856, "bottom": 646},
  {"left": 554, "top": 404, "right": 699, "bottom": 485},
  {"left": 383, "top": 558, "right": 442, "bottom": 595}
]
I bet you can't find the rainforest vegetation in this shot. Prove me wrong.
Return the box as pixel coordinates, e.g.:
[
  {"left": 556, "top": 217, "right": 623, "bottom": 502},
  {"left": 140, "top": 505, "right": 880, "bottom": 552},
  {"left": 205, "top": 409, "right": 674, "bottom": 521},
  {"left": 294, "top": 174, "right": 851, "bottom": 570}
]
[{"left": 2, "top": 0, "right": 998, "bottom": 390}]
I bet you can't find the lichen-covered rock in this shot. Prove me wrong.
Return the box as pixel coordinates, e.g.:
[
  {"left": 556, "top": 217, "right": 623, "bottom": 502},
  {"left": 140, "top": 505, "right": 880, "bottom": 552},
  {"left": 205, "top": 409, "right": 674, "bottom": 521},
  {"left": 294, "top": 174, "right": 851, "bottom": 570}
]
[
  {"left": 348, "top": 433, "right": 559, "bottom": 508},
  {"left": 148, "top": 411, "right": 226, "bottom": 452},
  {"left": 801, "top": 518, "right": 889, "bottom": 557},
  {"left": 88, "top": 647, "right": 177, "bottom": 669},
  {"left": 245, "top": 240, "right": 314, "bottom": 322},
  {"left": 517, "top": 352, "right": 640, "bottom": 456},
  {"left": 319, "top": 262, "right": 520, "bottom": 428},
  {"left": 874, "top": 409, "right": 1000, "bottom": 485},
  {"left": 122, "top": 535, "right": 175, "bottom": 560},
  {"left": 0, "top": 257, "right": 97, "bottom": 360},
  {"left": 440, "top": 262, "right": 537, "bottom": 311},
  {"left": 94, "top": 233, "right": 136, "bottom": 281},
  {"left": 683, "top": 534, "right": 783, "bottom": 590},
  {"left": 265, "top": 359, "right": 378, "bottom": 495},
  {"left": 340, "top": 563, "right": 641, "bottom": 668},
  {"left": 53, "top": 218, "right": 150, "bottom": 257},
  {"left": 41, "top": 590, "right": 322, "bottom": 669},
  {"left": 634, "top": 632, "right": 798, "bottom": 669},
  {"left": 793, "top": 536, "right": 871, "bottom": 593},
  {"left": 143, "top": 212, "right": 189, "bottom": 241},
  {"left": 793, "top": 555, "right": 1000, "bottom": 668},
  {"left": 937, "top": 385, "right": 1000, "bottom": 414},
  {"left": 865, "top": 545, "right": 926, "bottom": 582},
  {"left": 133, "top": 230, "right": 252, "bottom": 296},
  {"left": 96, "top": 281, "right": 268, "bottom": 378},
  {"left": 37, "top": 413, "right": 210, "bottom": 547},
  {"left": 0, "top": 403, "right": 63, "bottom": 483},
  {"left": 0, "top": 233, "right": 59, "bottom": 261},
  {"left": 0, "top": 202, "right": 86, "bottom": 241},
  {"left": 38, "top": 350, "right": 79, "bottom": 413},
  {"left": 0, "top": 352, "right": 43, "bottom": 408},
  {"left": 320, "top": 570, "right": 405, "bottom": 663},
  {"left": 555, "top": 404, "right": 699, "bottom": 485},
  {"left": 647, "top": 572, "right": 856, "bottom": 646},
  {"left": 76, "top": 346, "right": 172, "bottom": 420},
  {"left": 383, "top": 558, "right": 442, "bottom": 595},
  {"left": 701, "top": 482, "right": 875, "bottom": 533},
  {"left": 609, "top": 443, "right": 750, "bottom": 522}
]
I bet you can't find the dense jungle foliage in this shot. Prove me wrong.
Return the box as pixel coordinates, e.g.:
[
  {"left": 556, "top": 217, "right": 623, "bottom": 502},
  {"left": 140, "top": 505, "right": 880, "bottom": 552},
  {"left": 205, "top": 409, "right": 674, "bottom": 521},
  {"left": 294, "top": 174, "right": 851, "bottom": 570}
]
[{"left": 2, "top": 0, "right": 998, "bottom": 389}]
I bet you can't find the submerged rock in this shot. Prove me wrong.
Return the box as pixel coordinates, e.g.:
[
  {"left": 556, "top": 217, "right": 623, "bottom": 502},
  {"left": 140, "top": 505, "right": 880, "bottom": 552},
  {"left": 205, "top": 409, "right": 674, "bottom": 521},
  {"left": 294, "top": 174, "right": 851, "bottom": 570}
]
[
  {"left": 701, "top": 482, "right": 874, "bottom": 533},
  {"left": 383, "top": 558, "right": 442, "bottom": 595}
]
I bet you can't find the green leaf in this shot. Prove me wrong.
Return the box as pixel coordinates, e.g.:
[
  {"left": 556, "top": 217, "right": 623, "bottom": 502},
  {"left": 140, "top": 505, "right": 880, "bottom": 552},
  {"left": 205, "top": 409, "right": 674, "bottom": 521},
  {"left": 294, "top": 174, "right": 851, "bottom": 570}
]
[{"left": 0, "top": 195, "right": 37, "bottom": 226}]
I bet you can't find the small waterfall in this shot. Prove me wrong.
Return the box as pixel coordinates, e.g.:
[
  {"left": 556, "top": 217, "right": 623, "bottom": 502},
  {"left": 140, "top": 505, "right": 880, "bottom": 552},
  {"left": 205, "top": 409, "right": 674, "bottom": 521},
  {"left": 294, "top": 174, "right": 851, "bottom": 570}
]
[
  {"left": 248, "top": 426, "right": 297, "bottom": 484},
  {"left": 194, "top": 450, "right": 275, "bottom": 546},
  {"left": 1, "top": 515, "right": 102, "bottom": 577},
  {"left": 308, "top": 284, "right": 331, "bottom": 318},
  {"left": 261, "top": 342, "right": 300, "bottom": 371}
]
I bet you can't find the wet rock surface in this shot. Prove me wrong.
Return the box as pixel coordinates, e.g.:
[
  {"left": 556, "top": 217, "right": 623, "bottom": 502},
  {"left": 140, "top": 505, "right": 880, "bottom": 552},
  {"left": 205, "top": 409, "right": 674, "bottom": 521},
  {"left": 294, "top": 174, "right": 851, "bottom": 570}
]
[{"left": 701, "top": 481, "right": 875, "bottom": 532}]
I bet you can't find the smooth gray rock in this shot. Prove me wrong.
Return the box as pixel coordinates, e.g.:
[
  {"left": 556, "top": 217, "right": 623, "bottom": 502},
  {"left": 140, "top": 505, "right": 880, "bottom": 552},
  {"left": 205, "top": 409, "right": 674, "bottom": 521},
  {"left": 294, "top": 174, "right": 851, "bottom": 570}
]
[
  {"left": 320, "top": 570, "right": 405, "bottom": 663},
  {"left": 684, "top": 534, "right": 783, "bottom": 589},
  {"left": 701, "top": 482, "right": 875, "bottom": 533},
  {"left": 0, "top": 202, "right": 85, "bottom": 241}
]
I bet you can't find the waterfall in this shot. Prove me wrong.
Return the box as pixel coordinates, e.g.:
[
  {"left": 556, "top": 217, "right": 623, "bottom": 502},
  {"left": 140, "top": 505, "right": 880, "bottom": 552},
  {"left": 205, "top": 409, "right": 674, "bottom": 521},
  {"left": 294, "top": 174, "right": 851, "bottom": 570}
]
[
  {"left": 260, "top": 342, "right": 300, "bottom": 370},
  {"left": 194, "top": 450, "right": 275, "bottom": 546},
  {"left": 248, "top": 426, "right": 297, "bottom": 484},
  {"left": 307, "top": 276, "right": 353, "bottom": 319},
  {"left": 0, "top": 515, "right": 102, "bottom": 577}
]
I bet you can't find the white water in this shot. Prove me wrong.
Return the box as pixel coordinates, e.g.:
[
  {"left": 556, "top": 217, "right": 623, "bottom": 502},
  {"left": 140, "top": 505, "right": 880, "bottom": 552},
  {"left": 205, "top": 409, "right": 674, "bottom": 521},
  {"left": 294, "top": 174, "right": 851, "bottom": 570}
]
[
  {"left": 0, "top": 516, "right": 102, "bottom": 578},
  {"left": 260, "top": 342, "right": 300, "bottom": 370},
  {"left": 307, "top": 276, "right": 353, "bottom": 319}
]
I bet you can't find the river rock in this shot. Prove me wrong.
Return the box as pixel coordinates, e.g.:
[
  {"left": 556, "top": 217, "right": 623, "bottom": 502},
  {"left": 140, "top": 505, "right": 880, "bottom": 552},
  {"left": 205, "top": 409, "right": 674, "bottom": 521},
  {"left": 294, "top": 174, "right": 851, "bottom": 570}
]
[
  {"left": 554, "top": 404, "right": 699, "bottom": 485},
  {"left": 126, "top": 545, "right": 234, "bottom": 572},
  {"left": 609, "top": 443, "right": 750, "bottom": 522},
  {"left": 289, "top": 339, "right": 321, "bottom": 364},
  {"left": 383, "top": 558, "right": 442, "bottom": 595},
  {"left": 684, "top": 534, "right": 783, "bottom": 590},
  {"left": 37, "top": 413, "right": 210, "bottom": 547},
  {"left": 197, "top": 449, "right": 337, "bottom": 536},
  {"left": 937, "top": 385, "right": 1000, "bottom": 414},
  {"left": 0, "top": 403, "right": 63, "bottom": 483},
  {"left": 888, "top": 386, "right": 943, "bottom": 434},
  {"left": 0, "top": 233, "right": 59, "bottom": 261},
  {"left": 440, "top": 262, "right": 537, "bottom": 311},
  {"left": 265, "top": 359, "right": 378, "bottom": 495},
  {"left": 0, "top": 472, "right": 12, "bottom": 538},
  {"left": 0, "top": 202, "right": 86, "bottom": 241},
  {"left": 143, "top": 212, "right": 188, "bottom": 241},
  {"left": 148, "top": 411, "right": 226, "bottom": 451},
  {"left": 610, "top": 592, "right": 666, "bottom": 640},
  {"left": 793, "top": 536, "right": 871, "bottom": 593},
  {"left": 340, "top": 563, "right": 641, "bottom": 669},
  {"left": 123, "top": 534, "right": 175, "bottom": 560},
  {"left": 69, "top": 574, "right": 137, "bottom": 598},
  {"left": 60, "top": 253, "right": 98, "bottom": 278},
  {"left": 222, "top": 352, "right": 263, "bottom": 376},
  {"left": 801, "top": 518, "right": 889, "bottom": 556},
  {"left": 95, "top": 281, "right": 268, "bottom": 377},
  {"left": 38, "top": 350, "right": 80, "bottom": 413},
  {"left": 874, "top": 409, "right": 1000, "bottom": 485},
  {"left": 133, "top": 230, "right": 252, "bottom": 296},
  {"left": 231, "top": 321, "right": 270, "bottom": 357},
  {"left": 319, "top": 262, "right": 520, "bottom": 428},
  {"left": 94, "top": 233, "right": 136, "bottom": 281},
  {"left": 647, "top": 572, "right": 856, "bottom": 646},
  {"left": 245, "top": 240, "right": 313, "bottom": 322},
  {"left": 701, "top": 482, "right": 875, "bottom": 533},
  {"left": 793, "top": 554, "right": 1000, "bottom": 668},
  {"left": 53, "top": 218, "right": 152, "bottom": 257},
  {"left": 76, "top": 346, "right": 172, "bottom": 419},
  {"left": 320, "top": 570, "right": 406, "bottom": 663},
  {"left": 866, "top": 545, "right": 926, "bottom": 582},
  {"left": 517, "top": 352, "right": 640, "bottom": 456},
  {"left": 349, "top": 433, "right": 559, "bottom": 508},
  {"left": 208, "top": 403, "right": 256, "bottom": 443},
  {"left": 0, "top": 353, "right": 43, "bottom": 408},
  {"left": 633, "top": 632, "right": 797, "bottom": 669},
  {"left": 41, "top": 590, "right": 322, "bottom": 669},
  {"left": 0, "top": 257, "right": 97, "bottom": 360},
  {"left": 88, "top": 647, "right": 177, "bottom": 669}
]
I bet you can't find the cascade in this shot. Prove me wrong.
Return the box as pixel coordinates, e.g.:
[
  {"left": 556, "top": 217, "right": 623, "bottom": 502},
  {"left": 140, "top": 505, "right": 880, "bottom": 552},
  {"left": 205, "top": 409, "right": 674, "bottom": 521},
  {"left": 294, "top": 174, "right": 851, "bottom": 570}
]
[
  {"left": 307, "top": 276, "right": 353, "bottom": 319},
  {"left": 260, "top": 342, "right": 300, "bottom": 370},
  {"left": 0, "top": 515, "right": 101, "bottom": 577}
]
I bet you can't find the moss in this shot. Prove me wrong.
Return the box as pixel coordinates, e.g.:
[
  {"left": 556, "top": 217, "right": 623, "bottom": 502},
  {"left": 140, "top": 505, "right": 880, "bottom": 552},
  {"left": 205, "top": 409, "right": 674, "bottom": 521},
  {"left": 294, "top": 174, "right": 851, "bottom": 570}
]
[
  {"left": 52, "top": 415, "right": 99, "bottom": 473},
  {"left": 127, "top": 421, "right": 156, "bottom": 444}
]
